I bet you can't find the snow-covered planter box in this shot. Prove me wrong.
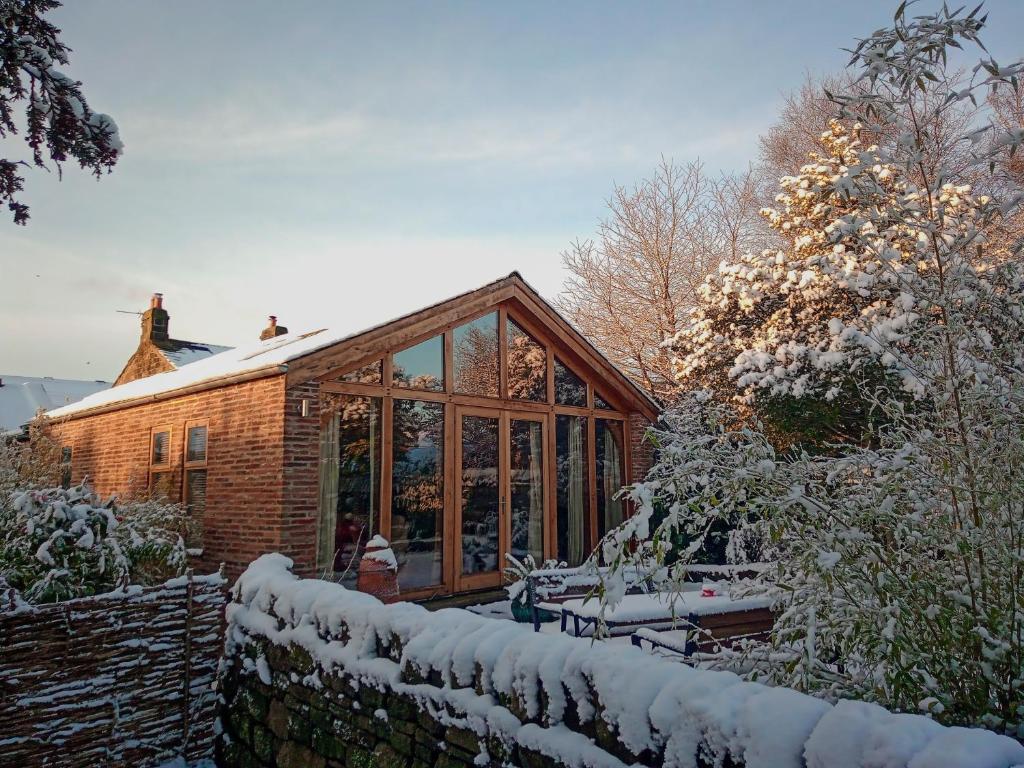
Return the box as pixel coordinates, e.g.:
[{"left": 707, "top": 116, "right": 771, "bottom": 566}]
[{"left": 219, "top": 554, "right": 1024, "bottom": 768}]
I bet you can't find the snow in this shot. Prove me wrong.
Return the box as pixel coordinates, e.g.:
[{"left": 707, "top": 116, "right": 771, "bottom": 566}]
[
  {"left": 554, "top": 591, "right": 771, "bottom": 622},
  {"left": 227, "top": 554, "right": 1024, "bottom": 768},
  {"left": 0, "top": 374, "right": 110, "bottom": 432},
  {"left": 158, "top": 341, "right": 233, "bottom": 369}
]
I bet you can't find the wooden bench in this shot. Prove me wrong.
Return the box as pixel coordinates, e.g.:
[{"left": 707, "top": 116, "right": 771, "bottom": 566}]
[
  {"left": 630, "top": 605, "right": 775, "bottom": 656},
  {"left": 524, "top": 565, "right": 652, "bottom": 632}
]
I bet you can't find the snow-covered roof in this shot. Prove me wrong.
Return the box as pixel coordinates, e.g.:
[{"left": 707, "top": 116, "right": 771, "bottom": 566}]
[
  {"left": 48, "top": 273, "right": 659, "bottom": 420},
  {"left": 157, "top": 340, "right": 233, "bottom": 369},
  {"left": 1, "top": 375, "right": 111, "bottom": 433}
]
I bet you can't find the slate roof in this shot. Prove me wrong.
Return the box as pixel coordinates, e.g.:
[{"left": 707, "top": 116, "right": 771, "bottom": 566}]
[{"left": 0, "top": 375, "right": 111, "bottom": 433}]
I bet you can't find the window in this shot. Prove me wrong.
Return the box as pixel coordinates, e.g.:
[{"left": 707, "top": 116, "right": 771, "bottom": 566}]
[
  {"left": 556, "top": 415, "right": 589, "bottom": 566},
  {"left": 318, "top": 396, "right": 381, "bottom": 582},
  {"left": 183, "top": 424, "right": 208, "bottom": 518},
  {"left": 506, "top": 317, "right": 547, "bottom": 401},
  {"left": 149, "top": 427, "right": 172, "bottom": 497},
  {"left": 393, "top": 335, "right": 444, "bottom": 391},
  {"left": 554, "top": 358, "right": 586, "bottom": 407},
  {"left": 594, "top": 391, "right": 614, "bottom": 410},
  {"left": 453, "top": 313, "right": 499, "bottom": 397},
  {"left": 460, "top": 414, "right": 500, "bottom": 575},
  {"left": 596, "top": 419, "right": 626, "bottom": 542},
  {"left": 509, "top": 418, "right": 545, "bottom": 565},
  {"left": 60, "top": 446, "right": 73, "bottom": 489},
  {"left": 339, "top": 360, "right": 382, "bottom": 385},
  {"left": 391, "top": 399, "right": 445, "bottom": 590}
]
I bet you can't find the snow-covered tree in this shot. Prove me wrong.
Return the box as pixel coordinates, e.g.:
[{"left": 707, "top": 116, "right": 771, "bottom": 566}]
[
  {"left": 604, "top": 4, "right": 1024, "bottom": 733},
  {"left": 1, "top": 0, "right": 122, "bottom": 224}
]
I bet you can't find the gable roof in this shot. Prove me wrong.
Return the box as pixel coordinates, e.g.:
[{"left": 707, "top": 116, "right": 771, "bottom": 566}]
[
  {"left": 47, "top": 273, "right": 659, "bottom": 421},
  {"left": 1, "top": 375, "right": 111, "bottom": 433}
]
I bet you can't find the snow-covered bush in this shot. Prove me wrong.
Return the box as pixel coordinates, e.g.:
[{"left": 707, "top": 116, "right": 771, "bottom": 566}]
[
  {"left": 604, "top": 6, "right": 1024, "bottom": 734},
  {"left": 503, "top": 552, "right": 566, "bottom": 606},
  {"left": 0, "top": 482, "right": 195, "bottom": 603}
]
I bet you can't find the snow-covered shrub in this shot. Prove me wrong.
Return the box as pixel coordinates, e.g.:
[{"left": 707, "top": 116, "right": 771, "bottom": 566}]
[
  {"left": 503, "top": 552, "right": 566, "bottom": 606},
  {"left": 604, "top": 6, "right": 1024, "bottom": 734},
  {"left": 0, "top": 428, "right": 63, "bottom": 499},
  {"left": 0, "top": 482, "right": 195, "bottom": 603}
]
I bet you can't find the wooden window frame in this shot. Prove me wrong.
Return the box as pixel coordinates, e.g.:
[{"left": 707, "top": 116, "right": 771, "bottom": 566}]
[{"left": 182, "top": 421, "right": 209, "bottom": 509}]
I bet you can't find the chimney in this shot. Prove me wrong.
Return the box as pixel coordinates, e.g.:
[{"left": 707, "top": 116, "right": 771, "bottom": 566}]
[
  {"left": 260, "top": 315, "right": 288, "bottom": 341},
  {"left": 141, "top": 292, "right": 169, "bottom": 343}
]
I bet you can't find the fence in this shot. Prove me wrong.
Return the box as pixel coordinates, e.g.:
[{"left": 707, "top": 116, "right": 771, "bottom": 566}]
[{"left": 0, "top": 569, "right": 227, "bottom": 767}]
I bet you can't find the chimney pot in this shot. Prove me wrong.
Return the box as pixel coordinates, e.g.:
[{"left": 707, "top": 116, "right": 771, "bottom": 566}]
[
  {"left": 151, "top": 292, "right": 163, "bottom": 309},
  {"left": 260, "top": 315, "right": 288, "bottom": 341}
]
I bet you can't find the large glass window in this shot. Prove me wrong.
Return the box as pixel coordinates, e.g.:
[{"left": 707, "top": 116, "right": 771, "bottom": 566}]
[
  {"left": 460, "top": 415, "right": 500, "bottom": 575},
  {"left": 510, "top": 418, "right": 545, "bottom": 565},
  {"left": 594, "top": 391, "right": 614, "bottom": 410},
  {"left": 454, "top": 313, "right": 499, "bottom": 397},
  {"left": 319, "top": 396, "right": 381, "bottom": 583},
  {"left": 596, "top": 419, "right": 626, "bottom": 543},
  {"left": 391, "top": 399, "right": 445, "bottom": 590},
  {"left": 554, "top": 358, "right": 586, "bottom": 407},
  {"left": 556, "top": 415, "right": 590, "bottom": 566},
  {"left": 393, "top": 335, "right": 444, "bottom": 391},
  {"left": 506, "top": 318, "right": 547, "bottom": 401}
]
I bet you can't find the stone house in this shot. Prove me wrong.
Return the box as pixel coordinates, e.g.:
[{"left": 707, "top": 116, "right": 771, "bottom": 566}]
[{"left": 47, "top": 273, "right": 659, "bottom": 599}]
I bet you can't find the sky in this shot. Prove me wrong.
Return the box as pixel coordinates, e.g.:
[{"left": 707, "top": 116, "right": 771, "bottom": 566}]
[{"left": 2, "top": 0, "right": 1023, "bottom": 380}]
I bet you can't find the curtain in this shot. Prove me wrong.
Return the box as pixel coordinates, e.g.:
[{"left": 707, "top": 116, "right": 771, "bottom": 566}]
[
  {"left": 567, "top": 417, "right": 585, "bottom": 566},
  {"left": 527, "top": 423, "right": 544, "bottom": 561},
  {"left": 602, "top": 425, "right": 624, "bottom": 533},
  {"left": 317, "top": 412, "right": 340, "bottom": 576}
]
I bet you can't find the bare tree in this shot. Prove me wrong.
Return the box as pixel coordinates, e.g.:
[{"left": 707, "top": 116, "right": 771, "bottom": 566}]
[{"left": 558, "top": 159, "right": 762, "bottom": 402}]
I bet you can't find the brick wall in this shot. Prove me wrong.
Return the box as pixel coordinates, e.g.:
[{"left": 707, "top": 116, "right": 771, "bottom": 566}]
[
  {"left": 114, "top": 341, "right": 175, "bottom": 385},
  {"left": 281, "top": 381, "right": 321, "bottom": 577},
  {"left": 49, "top": 376, "right": 289, "bottom": 578},
  {"left": 628, "top": 412, "right": 656, "bottom": 483}
]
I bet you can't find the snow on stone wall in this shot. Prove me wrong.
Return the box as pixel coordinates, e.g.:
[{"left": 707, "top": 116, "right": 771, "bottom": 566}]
[{"left": 220, "top": 554, "right": 1024, "bottom": 768}]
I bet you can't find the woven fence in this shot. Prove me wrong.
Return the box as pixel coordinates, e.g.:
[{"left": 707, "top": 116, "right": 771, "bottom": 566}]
[{"left": 0, "top": 569, "right": 227, "bottom": 767}]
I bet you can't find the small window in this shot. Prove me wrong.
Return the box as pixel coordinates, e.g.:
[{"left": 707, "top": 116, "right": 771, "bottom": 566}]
[
  {"left": 184, "top": 424, "right": 209, "bottom": 517},
  {"left": 506, "top": 317, "right": 547, "bottom": 402},
  {"left": 554, "top": 358, "right": 586, "bottom": 407},
  {"left": 151, "top": 429, "right": 171, "bottom": 466},
  {"left": 453, "top": 312, "right": 499, "bottom": 397},
  {"left": 149, "top": 427, "right": 172, "bottom": 498},
  {"left": 393, "top": 335, "right": 444, "bottom": 391},
  {"left": 60, "top": 446, "right": 73, "bottom": 489},
  {"left": 339, "top": 360, "right": 382, "bottom": 385},
  {"left": 185, "top": 425, "right": 207, "bottom": 463},
  {"left": 594, "top": 391, "right": 614, "bottom": 410}
]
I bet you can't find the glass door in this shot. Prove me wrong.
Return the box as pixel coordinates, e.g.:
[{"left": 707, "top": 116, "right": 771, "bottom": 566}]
[
  {"left": 455, "top": 408, "right": 548, "bottom": 591},
  {"left": 456, "top": 408, "right": 503, "bottom": 590}
]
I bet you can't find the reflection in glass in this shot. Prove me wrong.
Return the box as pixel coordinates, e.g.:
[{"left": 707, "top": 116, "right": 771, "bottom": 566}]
[
  {"left": 393, "top": 336, "right": 444, "bottom": 391},
  {"left": 460, "top": 415, "right": 500, "bottom": 575},
  {"left": 510, "top": 419, "right": 545, "bottom": 564},
  {"left": 507, "top": 318, "right": 547, "bottom": 401},
  {"left": 454, "top": 313, "right": 499, "bottom": 397},
  {"left": 339, "top": 360, "right": 382, "bottom": 385},
  {"left": 596, "top": 419, "right": 626, "bottom": 543},
  {"left": 554, "top": 358, "right": 586, "bottom": 407},
  {"left": 556, "top": 415, "right": 589, "bottom": 566},
  {"left": 318, "top": 395, "right": 381, "bottom": 585},
  {"left": 391, "top": 400, "right": 445, "bottom": 589},
  {"left": 594, "top": 392, "right": 614, "bottom": 410}
]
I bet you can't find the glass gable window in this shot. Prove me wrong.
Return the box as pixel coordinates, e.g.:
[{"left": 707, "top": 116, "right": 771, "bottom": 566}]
[
  {"left": 393, "top": 335, "right": 444, "bottom": 391},
  {"left": 506, "top": 317, "right": 547, "bottom": 402},
  {"left": 554, "top": 358, "right": 586, "bottom": 407},
  {"left": 556, "top": 415, "right": 589, "bottom": 566},
  {"left": 339, "top": 360, "right": 382, "bottom": 385},
  {"left": 596, "top": 419, "right": 626, "bottom": 543},
  {"left": 319, "top": 396, "right": 381, "bottom": 583},
  {"left": 594, "top": 392, "right": 614, "bottom": 410},
  {"left": 454, "top": 313, "right": 499, "bottom": 397},
  {"left": 391, "top": 399, "right": 445, "bottom": 590}
]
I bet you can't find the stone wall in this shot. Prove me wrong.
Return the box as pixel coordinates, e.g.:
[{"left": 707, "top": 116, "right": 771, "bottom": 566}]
[{"left": 219, "top": 555, "right": 1024, "bottom": 768}]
